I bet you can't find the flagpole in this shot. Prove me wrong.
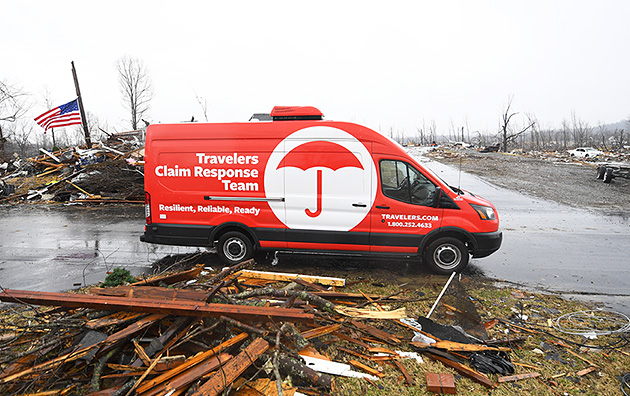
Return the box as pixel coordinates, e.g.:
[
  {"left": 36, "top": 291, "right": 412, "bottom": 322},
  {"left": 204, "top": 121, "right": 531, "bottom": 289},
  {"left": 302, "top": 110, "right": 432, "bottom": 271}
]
[{"left": 71, "top": 61, "right": 92, "bottom": 148}]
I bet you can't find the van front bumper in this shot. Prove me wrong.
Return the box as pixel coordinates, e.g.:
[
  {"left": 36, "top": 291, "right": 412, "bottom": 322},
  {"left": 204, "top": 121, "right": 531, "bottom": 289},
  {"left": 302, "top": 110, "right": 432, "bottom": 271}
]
[{"left": 471, "top": 230, "right": 502, "bottom": 258}]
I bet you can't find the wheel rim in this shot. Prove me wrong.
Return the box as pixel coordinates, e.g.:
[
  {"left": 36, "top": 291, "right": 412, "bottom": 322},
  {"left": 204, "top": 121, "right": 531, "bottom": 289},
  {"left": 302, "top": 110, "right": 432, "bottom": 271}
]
[
  {"left": 433, "top": 243, "right": 461, "bottom": 270},
  {"left": 223, "top": 237, "right": 246, "bottom": 261}
]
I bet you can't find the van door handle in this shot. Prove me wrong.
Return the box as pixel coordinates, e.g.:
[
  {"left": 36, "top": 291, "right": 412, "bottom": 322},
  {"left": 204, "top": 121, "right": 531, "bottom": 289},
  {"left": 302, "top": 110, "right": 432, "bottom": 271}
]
[
  {"left": 375, "top": 205, "right": 390, "bottom": 209},
  {"left": 352, "top": 202, "right": 367, "bottom": 207}
]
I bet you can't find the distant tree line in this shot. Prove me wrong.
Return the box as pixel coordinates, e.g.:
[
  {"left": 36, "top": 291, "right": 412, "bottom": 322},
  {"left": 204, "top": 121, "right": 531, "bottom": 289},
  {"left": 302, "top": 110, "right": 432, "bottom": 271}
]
[{"left": 393, "top": 96, "right": 628, "bottom": 153}]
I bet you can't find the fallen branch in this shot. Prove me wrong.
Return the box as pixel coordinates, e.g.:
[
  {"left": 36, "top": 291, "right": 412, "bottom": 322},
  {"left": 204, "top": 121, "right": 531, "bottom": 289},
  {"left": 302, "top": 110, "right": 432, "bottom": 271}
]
[{"left": 231, "top": 286, "right": 336, "bottom": 314}]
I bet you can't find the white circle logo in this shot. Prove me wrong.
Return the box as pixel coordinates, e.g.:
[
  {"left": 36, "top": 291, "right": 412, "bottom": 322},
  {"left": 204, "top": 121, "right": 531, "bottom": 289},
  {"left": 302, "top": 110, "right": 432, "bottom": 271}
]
[{"left": 264, "top": 126, "right": 377, "bottom": 231}]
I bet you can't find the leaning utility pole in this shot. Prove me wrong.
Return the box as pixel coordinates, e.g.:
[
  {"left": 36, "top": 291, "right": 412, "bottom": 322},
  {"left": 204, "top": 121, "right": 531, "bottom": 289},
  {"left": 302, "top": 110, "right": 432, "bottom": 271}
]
[{"left": 71, "top": 61, "right": 92, "bottom": 148}]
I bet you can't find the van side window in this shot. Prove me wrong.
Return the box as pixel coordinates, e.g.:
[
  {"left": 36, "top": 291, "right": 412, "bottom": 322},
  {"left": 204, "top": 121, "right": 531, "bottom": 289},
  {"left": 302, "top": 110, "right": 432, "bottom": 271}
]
[{"left": 380, "top": 160, "right": 436, "bottom": 206}]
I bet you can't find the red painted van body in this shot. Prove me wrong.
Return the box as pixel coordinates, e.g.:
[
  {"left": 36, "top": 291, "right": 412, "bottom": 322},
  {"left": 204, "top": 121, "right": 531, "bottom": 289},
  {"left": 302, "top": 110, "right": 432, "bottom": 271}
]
[{"left": 141, "top": 106, "right": 501, "bottom": 273}]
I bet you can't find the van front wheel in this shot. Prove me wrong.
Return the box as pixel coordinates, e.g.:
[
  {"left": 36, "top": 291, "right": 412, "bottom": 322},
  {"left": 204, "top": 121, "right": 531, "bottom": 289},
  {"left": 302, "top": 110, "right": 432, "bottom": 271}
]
[
  {"left": 424, "top": 237, "right": 469, "bottom": 274},
  {"left": 217, "top": 231, "right": 253, "bottom": 264}
]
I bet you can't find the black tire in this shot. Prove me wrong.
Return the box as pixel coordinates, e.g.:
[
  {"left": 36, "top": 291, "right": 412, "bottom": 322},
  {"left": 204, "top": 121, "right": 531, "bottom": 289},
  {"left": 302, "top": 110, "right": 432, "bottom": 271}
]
[
  {"left": 597, "top": 166, "right": 606, "bottom": 180},
  {"left": 423, "top": 237, "right": 469, "bottom": 274},
  {"left": 603, "top": 168, "right": 614, "bottom": 184},
  {"left": 217, "top": 231, "right": 253, "bottom": 265}
]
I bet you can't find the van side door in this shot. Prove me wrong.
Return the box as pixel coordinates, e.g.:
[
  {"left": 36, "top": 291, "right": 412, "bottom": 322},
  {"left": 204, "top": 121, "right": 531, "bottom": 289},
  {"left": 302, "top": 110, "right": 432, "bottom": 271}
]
[{"left": 370, "top": 158, "right": 443, "bottom": 254}]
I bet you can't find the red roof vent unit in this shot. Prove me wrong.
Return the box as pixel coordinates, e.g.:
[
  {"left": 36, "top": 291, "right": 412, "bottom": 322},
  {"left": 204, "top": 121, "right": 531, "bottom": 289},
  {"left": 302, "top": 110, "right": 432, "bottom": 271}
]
[{"left": 270, "top": 106, "right": 323, "bottom": 121}]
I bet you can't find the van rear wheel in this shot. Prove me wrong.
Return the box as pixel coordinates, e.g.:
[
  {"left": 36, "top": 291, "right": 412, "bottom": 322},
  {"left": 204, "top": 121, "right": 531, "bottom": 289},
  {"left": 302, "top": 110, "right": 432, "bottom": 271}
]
[
  {"left": 424, "top": 237, "right": 469, "bottom": 274},
  {"left": 217, "top": 231, "right": 253, "bottom": 265}
]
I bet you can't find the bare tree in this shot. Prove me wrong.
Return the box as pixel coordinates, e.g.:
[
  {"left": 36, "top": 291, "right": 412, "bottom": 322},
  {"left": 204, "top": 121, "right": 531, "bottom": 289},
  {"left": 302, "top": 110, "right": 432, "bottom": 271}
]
[
  {"left": 1, "top": 80, "right": 29, "bottom": 156},
  {"left": 498, "top": 96, "right": 535, "bottom": 152},
  {"left": 12, "top": 121, "right": 35, "bottom": 157},
  {"left": 570, "top": 110, "right": 591, "bottom": 147},
  {"left": 117, "top": 56, "right": 153, "bottom": 130},
  {"left": 195, "top": 93, "right": 209, "bottom": 122}
]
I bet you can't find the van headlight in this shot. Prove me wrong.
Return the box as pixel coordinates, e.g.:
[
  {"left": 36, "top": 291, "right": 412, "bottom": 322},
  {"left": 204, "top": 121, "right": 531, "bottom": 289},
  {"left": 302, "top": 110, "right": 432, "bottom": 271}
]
[{"left": 470, "top": 204, "right": 495, "bottom": 220}]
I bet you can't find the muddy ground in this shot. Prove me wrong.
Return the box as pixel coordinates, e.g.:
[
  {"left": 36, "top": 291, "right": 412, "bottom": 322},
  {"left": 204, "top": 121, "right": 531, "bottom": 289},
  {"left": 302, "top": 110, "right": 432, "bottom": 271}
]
[{"left": 425, "top": 148, "right": 630, "bottom": 217}]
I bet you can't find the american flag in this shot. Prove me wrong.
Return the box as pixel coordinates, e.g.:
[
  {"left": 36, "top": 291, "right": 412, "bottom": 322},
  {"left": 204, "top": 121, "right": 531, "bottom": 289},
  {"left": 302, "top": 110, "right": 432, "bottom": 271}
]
[{"left": 34, "top": 99, "right": 83, "bottom": 132}]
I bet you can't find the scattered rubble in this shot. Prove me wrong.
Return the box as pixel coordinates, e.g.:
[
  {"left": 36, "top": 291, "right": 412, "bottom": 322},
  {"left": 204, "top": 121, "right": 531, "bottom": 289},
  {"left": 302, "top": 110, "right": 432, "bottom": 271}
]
[
  {"left": 0, "top": 131, "right": 145, "bottom": 205},
  {"left": 1, "top": 255, "right": 629, "bottom": 395}
]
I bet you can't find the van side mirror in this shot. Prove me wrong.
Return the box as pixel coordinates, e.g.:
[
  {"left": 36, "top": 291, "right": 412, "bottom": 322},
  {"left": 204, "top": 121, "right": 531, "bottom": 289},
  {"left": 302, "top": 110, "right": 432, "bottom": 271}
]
[{"left": 432, "top": 187, "right": 442, "bottom": 208}]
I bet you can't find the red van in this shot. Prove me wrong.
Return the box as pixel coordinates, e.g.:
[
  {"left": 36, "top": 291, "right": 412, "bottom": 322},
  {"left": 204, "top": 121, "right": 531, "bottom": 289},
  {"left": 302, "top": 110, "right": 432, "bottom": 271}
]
[{"left": 141, "top": 106, "right": 501, "bottom": 273}]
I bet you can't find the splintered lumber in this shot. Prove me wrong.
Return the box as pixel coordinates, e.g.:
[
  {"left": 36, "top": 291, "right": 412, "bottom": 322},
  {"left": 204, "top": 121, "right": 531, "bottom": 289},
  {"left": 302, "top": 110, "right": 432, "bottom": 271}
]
[
  {"left": 0, "top": 289, "right": 314, "bottom": 323},
  {"left": 300, "top": 324, "right": 342, "bottom": 340},
  {"left": 135, "top": 332, "right": 249, "bottom": 394},
  {"left": 231, "top": 378, "right": 296, "bottom": 396},
  {"left": 236, "top": 269, "right": 346, "bottom": 287},
  {"left": 85, "top": 312, "right": 146, "bottom": 330},
  {"left": 336, "top": 347, "right": 372, "bottom": 361},
  {"left": 0, "top": 314, "right": 164, "bottom": 384},
  {"left": 426, "top": 352, "right": 495, "bottom": 388},
  {"left": 332, "top": 332, "right": 370, "bottom": 349},
  {"left": 498, "top": 372, "right": 541, "bottom": 383},
  {"left": 349, "top": 360, "right": 384, "bottom": 378},
  {"left": 576, "top": 366, "right": 597, "bottom": 376},
  {"left": 335, "top": 306, "right": 407, "bottom": 319},
  {"left": 566, "top": 349, "right": 599, "bottom": 367},
  {"left": 292, "top": 277, "right": 328, "bottom": 291},
  {"left": 131, "top": 265, "right": 204, "bottom": 286},
  {"left": 350, "top": 320, "right": 401, "bottom": 344},
  {"left": 391, "top": 359, "right": 415, "bottom": 385},
  {"left": 189, "top": 338, "right": 270, "bottom": 396},
  {"left": 138, "top": 353, "right": 232, "bottom": 396}
]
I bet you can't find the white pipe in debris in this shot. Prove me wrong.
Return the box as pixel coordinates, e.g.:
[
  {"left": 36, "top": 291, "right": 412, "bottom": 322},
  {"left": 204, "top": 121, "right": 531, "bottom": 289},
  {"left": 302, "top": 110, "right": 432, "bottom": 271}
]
[{"left": 426, "top": 271, "right": 457, "bottom": 319}]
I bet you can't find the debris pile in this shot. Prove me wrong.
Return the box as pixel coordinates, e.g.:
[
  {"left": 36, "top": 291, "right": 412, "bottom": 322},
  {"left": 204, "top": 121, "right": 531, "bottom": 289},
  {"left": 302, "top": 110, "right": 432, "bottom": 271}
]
[
  {"left": 1, "top": 258, "right": 629, "bottom": 395},
  {"left": 0, "top": 131, "right": 145, "bottom": 204}
]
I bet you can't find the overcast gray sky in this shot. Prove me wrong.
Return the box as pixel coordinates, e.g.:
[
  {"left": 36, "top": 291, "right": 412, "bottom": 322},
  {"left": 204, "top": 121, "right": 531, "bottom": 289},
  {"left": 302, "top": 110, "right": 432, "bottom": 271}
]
[{"left": 3, "top": 1, "right": 629, "bottom": 137}]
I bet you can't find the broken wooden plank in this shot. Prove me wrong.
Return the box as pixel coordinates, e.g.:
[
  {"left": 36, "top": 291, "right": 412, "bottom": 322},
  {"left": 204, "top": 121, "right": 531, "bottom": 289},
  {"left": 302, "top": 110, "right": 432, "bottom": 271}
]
[
  {"left": 350, "top": 320, "right": 401, "bottom": 344},
  {"left": 130, "top": 265, "right": 204, "bottom": 286},
  {"left": 0, "top": 289, "right": 314, "bottom": 323},
  {"left": 336, "top": 346, "right": 372, "bottom": 361},
  {"left": 84, "top": 312, "right": 145, "bottom": 330},
  {"left": 132, "top": 340, "right": 152, "bottom": 367},
  {"left": 348, "top": 360, "right": 384, "bottom": 378},
  {"left": 236, "top": 269, "right": 345, "bottom": 287},
  {"left": 576, "top": 366, "right": 597, "bottom": 376},
  {"left": 335, "top": 306, "right": 407, "bottom": 319},
  {"left": 300, "top": 324, "right": 342, "bottom": 340},
  {"left": 135, "top": 332, "right": 248, "bottom": 394},
  {"left": 189, "top": 338, "right": 270, "bottom": 396},
  {"left": 332, "top": 331, "right": 370, "bottom": 349},
  {"left": 293, "top": 277, "right": 328, "bottom": 291},
  {"left": 391, "top": 359, "right": 415, "bottom": 385},
  {"left": 0, "top": 314, "right": 164, "bottom": 384},
  {"left": 566, "top": 349, "right": 598, "bottom": 367},
  {"left": 425, "top": 352, "right": 495, "bottom": 388},
  {"left": 137, "top": 353, "right": 232, "bottom": 396},
  {"left": 498, "top": 372, "right": 541, "bottom": 383}
]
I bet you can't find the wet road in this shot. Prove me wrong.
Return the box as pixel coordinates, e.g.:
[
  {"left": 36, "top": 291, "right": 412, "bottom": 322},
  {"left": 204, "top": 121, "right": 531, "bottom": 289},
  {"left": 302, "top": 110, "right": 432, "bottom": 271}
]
[
  {"left": 1, "top": 156, "right": 629, "bottom": 314},
  {"left": 421, "top": 156, "right": 630, "bottom": 314},
  {"left": 0, "top": 205, "right": 197, "bottom": 292}
]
